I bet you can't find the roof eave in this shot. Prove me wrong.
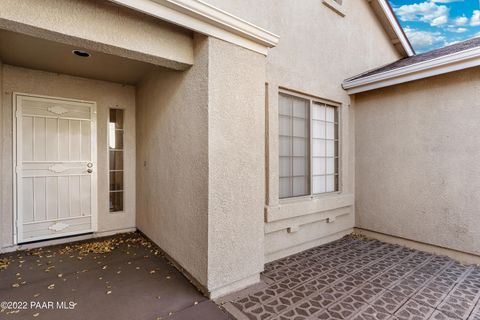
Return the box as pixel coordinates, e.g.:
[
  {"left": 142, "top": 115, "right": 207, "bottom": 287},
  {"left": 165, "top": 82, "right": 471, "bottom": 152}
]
[
  {"left": 108, "top": 0, "right": 280, "bottom": 55},
  {"left": 343, "top": 45, "right": 480, "bottom": 94},
  {"left": 370, "top": 0, "right": 415, "bottom": 57}
]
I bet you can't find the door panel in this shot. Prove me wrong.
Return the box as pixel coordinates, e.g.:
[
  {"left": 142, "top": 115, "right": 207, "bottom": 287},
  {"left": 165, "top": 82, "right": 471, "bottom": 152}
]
[{"left": 16, "top": 94, "right": 97, "bottom": 243}]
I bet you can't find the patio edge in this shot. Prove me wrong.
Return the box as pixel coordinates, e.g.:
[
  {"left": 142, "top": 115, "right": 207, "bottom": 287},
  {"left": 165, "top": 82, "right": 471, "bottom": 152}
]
[{"left": 354, "top": 227, "right": 480, "bottom": 265}]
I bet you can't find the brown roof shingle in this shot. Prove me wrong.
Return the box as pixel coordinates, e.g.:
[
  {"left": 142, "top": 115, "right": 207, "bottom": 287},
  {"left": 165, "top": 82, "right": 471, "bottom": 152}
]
[{"left": 346, "top": 36, "right": 480, "bottom": 82}]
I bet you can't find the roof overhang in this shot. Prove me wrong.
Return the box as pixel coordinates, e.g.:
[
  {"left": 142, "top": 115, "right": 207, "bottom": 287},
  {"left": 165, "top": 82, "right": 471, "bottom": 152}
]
[
  {"left": 108, "top": 0, "right": 279, "bottom": 55},
  {"left": 343, "top": 45, "right": 480, "bottom": 94},
  {"left": 369, "top": 0, "right": 414, "bottom": 57}
]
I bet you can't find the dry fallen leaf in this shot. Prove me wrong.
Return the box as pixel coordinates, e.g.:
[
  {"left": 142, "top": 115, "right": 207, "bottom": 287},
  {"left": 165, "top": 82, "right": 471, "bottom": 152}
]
[
  {"left": 33, "top": 313, "right": 39, "bottom": 317},
  {"left": 47, "top": 284, "right": 55, "bottom": 290},
  {"left": 1, "top": 257, "right": 12, "bottom": 270},
  {"left": 58, "top": 273, "right": 63, "bottom": 278},
  {"left": 106, "top": 290, "right": 112, "bottom": 295},
  {"left": 149, "top": 270, "right": 155, "bottom": 274},
  {"left": 12, "top": 283, "right": 19, "bottom": 288},
  {"left": 33, "top": 293, "right": 40, "bottom": 297}
]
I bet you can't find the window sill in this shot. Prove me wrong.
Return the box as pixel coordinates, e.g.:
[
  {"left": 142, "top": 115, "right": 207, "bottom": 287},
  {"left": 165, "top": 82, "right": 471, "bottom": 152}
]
[
  {"left": 267, "top": 193, "right": 354, "bottom": 222},
  {"left": 109, "top": 211, "right": 125, "bottom": 214},
  {"left": 322, "top": 0, "right": 346, "bottom": 17}
]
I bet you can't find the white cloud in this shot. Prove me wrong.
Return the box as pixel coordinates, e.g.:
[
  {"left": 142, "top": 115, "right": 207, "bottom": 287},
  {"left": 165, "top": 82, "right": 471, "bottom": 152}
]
[
  {"left": 394, "top": 2, "right": 450, "bottom": 26},
  {"left": 446, "top": 27, "right": 468, "bottom": 33},
  {"left": 404, "top": 27, "right": 446, "bottom": 51},
  {"left": 471, "top": 10, "right": 480, "bottom": 26},
  {"left": 432, "top": 0, "right": 464, "bottom": 3},
  {"left": 431, "top": 15, "right": 448, "bottom": 26},
  {"left": 453, "top": 16, "right": 469, "bottom": 26}
]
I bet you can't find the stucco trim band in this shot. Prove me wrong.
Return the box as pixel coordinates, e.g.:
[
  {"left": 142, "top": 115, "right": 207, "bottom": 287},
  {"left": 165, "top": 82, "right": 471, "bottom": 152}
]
[
  {"left": 343, "top": 44, "right": 480, "bottom": 94},
  {"left": 108, "top": 0, "right": 279, "bottom": 55},
  {"left": 265, "top": 207, "right": 350, "bottom": 234},
  {"left": 265, "top": 228, "right": 353, "bottom": 263},
  {"left": 266, "top": 193, "right": 354, "bottom": 222}
]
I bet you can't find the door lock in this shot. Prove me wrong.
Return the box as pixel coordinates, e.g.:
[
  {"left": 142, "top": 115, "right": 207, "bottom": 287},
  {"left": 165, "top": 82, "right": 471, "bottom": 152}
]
[{"left": 87, "top": 169, "right": 93, "bottom": 173}]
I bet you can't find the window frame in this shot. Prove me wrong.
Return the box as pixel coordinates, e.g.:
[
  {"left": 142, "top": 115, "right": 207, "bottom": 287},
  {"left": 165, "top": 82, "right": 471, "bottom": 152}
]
[
  {"left": 322, "top": 0, "right": 346, "bottom": 17},
  {"left": 108, "top": 108, "right": 125, "bottom": 213},
  {"left": 278, "top": 88, "right": 342, "bottom": 201}
]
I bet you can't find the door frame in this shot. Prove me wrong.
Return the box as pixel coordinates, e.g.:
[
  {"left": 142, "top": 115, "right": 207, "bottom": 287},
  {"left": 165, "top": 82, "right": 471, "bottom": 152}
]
[{"left": 13, "top": 92, "right": 98, "bottom": 244}]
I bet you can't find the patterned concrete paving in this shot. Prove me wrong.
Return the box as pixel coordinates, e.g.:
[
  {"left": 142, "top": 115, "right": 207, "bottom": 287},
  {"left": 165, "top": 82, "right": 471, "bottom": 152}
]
[
  {"left": 0, "top": 233, "right": 230, "bottom": 320},
  {"left": 223, "top": 235, "right": 480, "bottom": 320}
]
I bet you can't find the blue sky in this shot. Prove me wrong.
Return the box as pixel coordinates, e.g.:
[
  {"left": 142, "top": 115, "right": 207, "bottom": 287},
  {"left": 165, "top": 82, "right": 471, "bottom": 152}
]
[{"left": 389, "top": 0, "right": 480, "bottom": 53}]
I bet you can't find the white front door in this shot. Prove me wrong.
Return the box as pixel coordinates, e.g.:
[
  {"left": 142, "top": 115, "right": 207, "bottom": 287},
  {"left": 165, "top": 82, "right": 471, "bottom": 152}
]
[{"left": 15, "top": 93, "right": 97, "bottom": 243}]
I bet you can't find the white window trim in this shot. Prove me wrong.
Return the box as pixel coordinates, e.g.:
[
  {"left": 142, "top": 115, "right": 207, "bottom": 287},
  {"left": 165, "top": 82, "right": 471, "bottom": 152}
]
[
  {"left": 322, "top": 0, "right": 346, "bottom": 17},
  {"left": 278, "top": 89, "right": 343, "bottom": 201}
]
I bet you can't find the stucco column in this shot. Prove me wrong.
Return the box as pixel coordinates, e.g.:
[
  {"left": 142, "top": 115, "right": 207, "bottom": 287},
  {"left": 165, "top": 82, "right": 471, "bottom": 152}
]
[{"left": 206, "top": 37, "right": 266, "bottom": 298}]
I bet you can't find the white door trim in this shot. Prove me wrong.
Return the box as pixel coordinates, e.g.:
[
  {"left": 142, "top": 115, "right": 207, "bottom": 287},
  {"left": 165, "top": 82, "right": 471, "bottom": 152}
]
[{"left": 13, "top": 92, "right": 98, "bottom": 244}]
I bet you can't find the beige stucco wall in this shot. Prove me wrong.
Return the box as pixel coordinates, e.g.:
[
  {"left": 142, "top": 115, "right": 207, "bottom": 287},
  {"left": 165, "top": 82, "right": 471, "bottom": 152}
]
[
  {"left": 136, "top": 35, "right": 210, "bottom": 286},
  {"left": 355, "top": 67, "right": 480, "bottom": 256},
  {"left": 0, "top": 65, "right": 136, "bottom": 250},
  {"left": 136, "top": 35, "right": 266, "bottom": 297},
  {"left": 207, "top": 37, "right": 266, "bottom": 296},
  {"left": 205, "top": 0, "right": 402, "bottom": 261},
  {"left": 0, "top": 0, "right": 194, "bottom": 70}
]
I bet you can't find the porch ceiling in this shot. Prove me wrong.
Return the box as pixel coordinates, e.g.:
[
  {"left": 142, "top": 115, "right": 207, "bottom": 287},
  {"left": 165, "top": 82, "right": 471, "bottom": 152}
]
[{"left": 0, "top": 29, "right": 155, "bottom": 85}]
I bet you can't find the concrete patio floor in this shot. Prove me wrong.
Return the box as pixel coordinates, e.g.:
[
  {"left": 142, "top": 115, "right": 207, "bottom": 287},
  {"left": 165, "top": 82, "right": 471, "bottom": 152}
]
[
  {"left": 222, "top": 235, "right": 480, "bottom": 320},
  {"left": 0, "top": 232, "right": 229, "bottom": 320}
]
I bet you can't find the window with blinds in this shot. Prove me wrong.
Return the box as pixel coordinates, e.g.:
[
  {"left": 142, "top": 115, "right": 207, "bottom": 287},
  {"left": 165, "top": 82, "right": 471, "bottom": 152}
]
[
  {"left": 278, "top": 92, "right": 339, "bottom": 199},
  {"left": 279, "top": 93, "right": 310, "bottom": 198}
]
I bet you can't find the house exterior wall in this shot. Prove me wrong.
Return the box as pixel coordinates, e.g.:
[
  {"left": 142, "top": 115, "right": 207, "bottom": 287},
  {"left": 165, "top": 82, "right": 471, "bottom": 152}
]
[
  {"left": 136, "top": 35, "right": 266, "bottom": 298},
  {"left": 0, "top": 0, "right": 413, "bottom": 297},
  {"left": 0, "top": 65, "right": 136, "bottom": 250},
  {"left": 0, "top": 0, "right": 194, "bottom": 69},
  {"left": 207, "top": 37, "right": 266, "bottom": 296},
  {"left": 136, "top": 35, "right": 210, "bottom": 287},
  {"left": 204, "top": 0, "right": 402, "bottom": 261},
  {"left": 355, "top": 67, "right": 480, "bottom": 256}
]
